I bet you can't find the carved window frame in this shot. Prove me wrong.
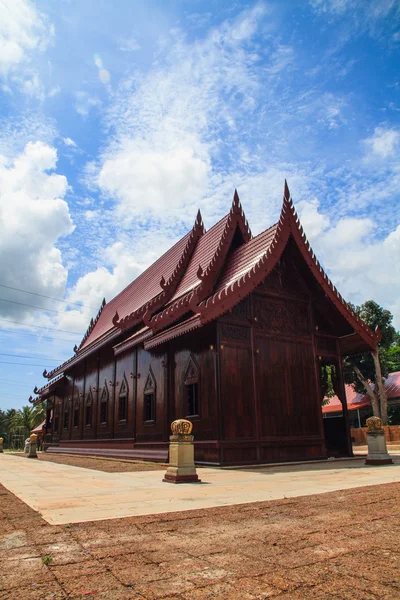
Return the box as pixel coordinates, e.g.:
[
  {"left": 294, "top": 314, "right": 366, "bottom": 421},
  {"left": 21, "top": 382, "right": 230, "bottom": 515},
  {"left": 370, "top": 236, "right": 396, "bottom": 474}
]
[
  {"left": 73, "top": 397, "right": 80, "bottom": 429},
  {"left": 143, "top": 366, "right": 156, "bottom": 425},
  {"left": 85, "top": 390, "right": 93, "bottom": 428},
  {"left": 100, "top": 380, "right": 109, "bottom": 426},
  {"left": 118, "top": 374, "right": 128, "bottom": 423},
  {"left": 63, "top": 398, "right": 71, "bottom": 430},
  {"left": 183, "top": 354, "right": 200, "bottom": 418}
]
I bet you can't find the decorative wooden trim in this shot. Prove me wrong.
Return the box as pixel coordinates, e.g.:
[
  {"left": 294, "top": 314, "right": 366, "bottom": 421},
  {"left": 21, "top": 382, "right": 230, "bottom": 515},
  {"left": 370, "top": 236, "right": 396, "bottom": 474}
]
[
  {"left": 197, "top": 181, "right": 379, "bottom": 351},
  {"left": 150, "top": 190, "right": 252, "bottom": 333},
  {"left": 144, "top": 315, "right": 202, "bottom": 350},
  {"left": 77, "top": 298, "right": 106, "bottom": 352},
  {"left": 114, "top": 211, "right": 205, "bottom": 332}
]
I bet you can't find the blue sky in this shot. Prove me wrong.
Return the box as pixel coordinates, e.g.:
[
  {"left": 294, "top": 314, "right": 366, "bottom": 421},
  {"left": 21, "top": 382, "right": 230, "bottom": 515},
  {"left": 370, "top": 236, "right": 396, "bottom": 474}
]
[{"left": 0, "top": 0, "right": 399, "bottom": 411}]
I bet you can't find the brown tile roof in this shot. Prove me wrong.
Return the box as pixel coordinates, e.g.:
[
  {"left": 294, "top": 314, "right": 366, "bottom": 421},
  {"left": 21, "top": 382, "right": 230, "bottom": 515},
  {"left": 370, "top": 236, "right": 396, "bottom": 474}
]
[
  {"left": 40, "top": 182, "right": 381, "bottom": 385},
  {"left": 212, "top": 224, "right": 277, "bottom": 295},
  {"left": 80, "top": 229, "right": 194, "bottom": 350},
  {"left": 168, "top": 215, "right": 230, "bottom": 303}
]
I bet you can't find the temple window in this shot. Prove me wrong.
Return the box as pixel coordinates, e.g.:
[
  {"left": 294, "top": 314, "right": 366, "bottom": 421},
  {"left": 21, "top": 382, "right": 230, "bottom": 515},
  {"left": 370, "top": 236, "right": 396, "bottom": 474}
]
[
  {"left": 184, "top": 354, "right": 200, "bottom": 417},
  {"left": 118, "top": 377, "right": 128, "bottom": 422},
  {"left": 73, "top": 403, "right": 79, "bottom": 428},
  {"left": 63, "top": 410, "right": 69, "bottom": 430},
  {"left": 143, "top": 368, "right": 156, "bottom": 424},
  {"left": 85, "top": 393, "right": 93, "bottom": 427},
  {"left": 187, "top": 383, "right": 199, "bottom": 416},
  {"left": 54, "top": 411, "right": 59, "bottom": 433},
  {"left": 118, "top": 395, "right": 127, "bottom": 421},
  {"left": 100, "top": 381, "right": 109, "bottom": 425},
  {"left": 144, "top": 392, "right": 155, "bottom": 422},
  {"left": 100, "top": 400, "right": 107, "bottom": 424}
]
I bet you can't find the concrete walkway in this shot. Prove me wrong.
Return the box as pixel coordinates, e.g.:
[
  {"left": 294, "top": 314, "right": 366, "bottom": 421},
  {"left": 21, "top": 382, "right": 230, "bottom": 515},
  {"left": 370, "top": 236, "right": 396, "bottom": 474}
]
[{"left": 0, "top": 454, "right": 399, "bottom": 525}]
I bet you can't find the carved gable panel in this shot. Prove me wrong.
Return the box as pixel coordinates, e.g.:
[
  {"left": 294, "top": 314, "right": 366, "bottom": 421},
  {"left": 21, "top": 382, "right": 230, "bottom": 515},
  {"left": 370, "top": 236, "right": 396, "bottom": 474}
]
[
  {"left": 253, "top": 296, "right": 310, "bottom": 337},
  {"left": 220, "top": 324, "right": 250, "bottom": 345},
  {"left": 144, "top": 367, "right": 156, "bottom": 393},
  {"left": 119, "top": 374, "right": 128, "bottom": 397},
  {"left": 258, "top": 263, "right": 310, "bottom": 299},
  {"left": 100, "top": 380, "right": 109, "bottom": 403},
  {"left": 183, "top": 354, "right": 199, "bottom": 384}
]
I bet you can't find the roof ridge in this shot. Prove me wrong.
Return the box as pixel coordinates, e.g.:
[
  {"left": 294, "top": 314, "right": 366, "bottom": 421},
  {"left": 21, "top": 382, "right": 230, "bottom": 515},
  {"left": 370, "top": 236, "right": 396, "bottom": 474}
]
[
  {"left": 76, "top": 297, "right": 106, "bottom": 353},
  {"left": 114, "top": 209, "right": 205, "bottom": 331},
  {"left": 148, "top": 190, "right": 253, "bottom": 333}
]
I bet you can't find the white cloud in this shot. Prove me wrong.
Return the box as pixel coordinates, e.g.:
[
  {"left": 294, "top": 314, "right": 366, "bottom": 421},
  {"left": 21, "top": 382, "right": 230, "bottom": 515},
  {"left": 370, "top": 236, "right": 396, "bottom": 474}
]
[
  {"left": 0, "top": 0, "right": 52, "bottom": 76},
  {"left": 75, "top": 91, "right": 101, "bottom": 117},
  {"left": 364, "top": 126, "right": 400, "bottom": 159},
  {"left": 93, "top": 3, "right": 270, "bottom": 227},
  {"left": 297, "top": 198, "right": 400, "bottom": 328},
  {"left": 98, "top": 144, "right": 209, "bottom": 223},
  {"left": 119, "top": 38, "right": 141, "bottom": 52},
  {"left": 63, "top": 137, "right": 76, "bottom": 147},
  {"left": 0, "top": 142, "right": 74, "bottom": 322}
]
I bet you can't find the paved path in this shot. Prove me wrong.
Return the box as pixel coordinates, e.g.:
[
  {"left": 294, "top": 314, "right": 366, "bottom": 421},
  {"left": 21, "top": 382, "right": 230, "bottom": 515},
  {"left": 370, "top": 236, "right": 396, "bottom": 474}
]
[{"left": 1, "top": 454, "right": 399, "bottom": 525}]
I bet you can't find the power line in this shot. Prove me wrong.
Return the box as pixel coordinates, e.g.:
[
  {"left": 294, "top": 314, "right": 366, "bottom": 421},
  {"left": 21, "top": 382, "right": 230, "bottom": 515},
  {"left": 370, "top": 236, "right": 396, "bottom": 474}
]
[
  {"left": 0, "top": 318, "right": 83, "bottom": 335},
  {"left": 0, "top": 284, "right": 99, "bottom": 310},
  {"left": 0, "top": 297, "right": 70, "bottom": 315},
  {"left": 0, "top": 329, "right": 76, "bottom": 343},
  {"left": 0, "top": 353, "right": 63, "bottom": 362},
  {"left": 0, "top": 379, "right": 35, "bottom": 387},
  {"left": 0, "top": 361, "right": 55, "bottom": 367}
]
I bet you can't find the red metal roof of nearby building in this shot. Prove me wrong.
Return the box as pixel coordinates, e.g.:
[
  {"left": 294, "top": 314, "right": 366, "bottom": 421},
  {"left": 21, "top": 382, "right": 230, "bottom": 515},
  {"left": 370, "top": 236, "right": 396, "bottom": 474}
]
[
  {"left": 31, "top": 419, "right": 46, "bottom": 433},
  {"left": 323, "top": 371, "right": 400, "bottom": 414}
]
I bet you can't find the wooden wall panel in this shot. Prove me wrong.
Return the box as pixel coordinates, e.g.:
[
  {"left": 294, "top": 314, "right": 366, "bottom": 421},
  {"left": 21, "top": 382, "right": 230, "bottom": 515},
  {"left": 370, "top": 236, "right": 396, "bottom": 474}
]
[
  {"left": 114, "top": 350, "right": 136, "bottom": 439},
  {"left": 59, "top": 375, "right": 73, "bottom": 441},
  {"left": 83, "top": 357, "right": 98, "bottom": 439},
  {"left": 97, "top": 346, "right": 115, "bottom": 439},
  {"left": 254, "top": 336, "right": 320, "bottom": 440},
  {"left": 71, "top": 364, "right": 85, "bottom": 441},
  {"left": 171, "top": 324, "right": 217, "bottom": 442},
  {"left": 135, "top": 348, "right": 165, "bottom": 443}
]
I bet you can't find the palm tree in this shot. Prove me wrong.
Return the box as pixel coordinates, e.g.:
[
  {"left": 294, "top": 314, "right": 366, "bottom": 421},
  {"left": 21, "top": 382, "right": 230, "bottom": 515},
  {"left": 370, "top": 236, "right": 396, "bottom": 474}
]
[{"left": 10, "top": 404, "right": 46, "bottom": 440}]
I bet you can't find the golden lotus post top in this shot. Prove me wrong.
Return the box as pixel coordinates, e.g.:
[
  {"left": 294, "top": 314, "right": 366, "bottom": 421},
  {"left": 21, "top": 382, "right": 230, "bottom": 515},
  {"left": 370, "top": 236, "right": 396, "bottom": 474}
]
[
  {"left": 366, "top": 416, "right": 383, "bottom": 433},
  {"left": 30, "top": 433, "right": 38, "bottom": 443},
  {"left": 171, "top": 419, "right": 193, "bottom": 436},
  {"left": 0, "top": 437, "right": 3, "bottom": 444}
]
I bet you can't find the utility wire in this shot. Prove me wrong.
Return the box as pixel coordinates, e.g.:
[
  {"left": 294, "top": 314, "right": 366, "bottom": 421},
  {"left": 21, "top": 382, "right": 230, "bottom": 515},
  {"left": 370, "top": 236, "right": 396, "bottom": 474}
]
[
  {"left": 0, "top": 284, "right": 99, "bottom": 310},
  {"left": 0, "top": 353, "right": 63, "bottom": 362},
  {"left": 0, "top": 298, "right": 73, "bottom": 315},
  {"left": 0, "top": 379, "right": 36, "bottom": 387},
  {"left": 0, "top": 361, "right": 54, "bottom": 367},
  {"left": 0, "top": 318, "right": 83, "bottom": 335},
  {"left": 0, "top": 329, "right": 77, "bottom": 343}
]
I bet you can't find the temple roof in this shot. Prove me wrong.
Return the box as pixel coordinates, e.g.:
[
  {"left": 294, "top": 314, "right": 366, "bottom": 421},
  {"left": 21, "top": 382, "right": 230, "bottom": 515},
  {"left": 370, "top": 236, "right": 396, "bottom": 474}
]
[{"left": 40, "top": 182, "right": 380, "bottom": 383}]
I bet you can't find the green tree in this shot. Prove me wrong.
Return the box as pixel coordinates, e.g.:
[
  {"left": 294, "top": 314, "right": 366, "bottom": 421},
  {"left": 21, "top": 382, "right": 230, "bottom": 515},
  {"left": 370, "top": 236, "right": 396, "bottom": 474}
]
[
  {"left": 0, "top": 409, "right": 17, "bottom": 448},
  {"left": 343, "top": 300, "right": 398, "bottom": 425},
  {"left": 9, "top": 404, "right": 46, "bottom": 440}
]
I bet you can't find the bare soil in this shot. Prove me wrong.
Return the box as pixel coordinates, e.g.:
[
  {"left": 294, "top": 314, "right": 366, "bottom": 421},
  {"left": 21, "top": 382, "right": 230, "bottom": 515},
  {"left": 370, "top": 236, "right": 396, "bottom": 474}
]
[
  {"left": 0, "top": 477, "right": 399, "bottom": 599},
  {"left": 9, "top": 452, "right": 166, "bottom": 473}
]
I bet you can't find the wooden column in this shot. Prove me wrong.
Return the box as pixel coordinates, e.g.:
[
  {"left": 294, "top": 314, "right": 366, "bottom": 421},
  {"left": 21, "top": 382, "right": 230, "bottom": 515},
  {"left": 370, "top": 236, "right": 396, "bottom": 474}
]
[{"left": 336, "top": 355, "right": 353, "bottom": 457}]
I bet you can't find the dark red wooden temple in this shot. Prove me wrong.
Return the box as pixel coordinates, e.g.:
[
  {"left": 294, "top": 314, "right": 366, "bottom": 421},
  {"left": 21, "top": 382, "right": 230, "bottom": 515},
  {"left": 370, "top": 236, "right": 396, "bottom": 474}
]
[{"left": 30, "top": 182, "right": 380, "bottom": 465}]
